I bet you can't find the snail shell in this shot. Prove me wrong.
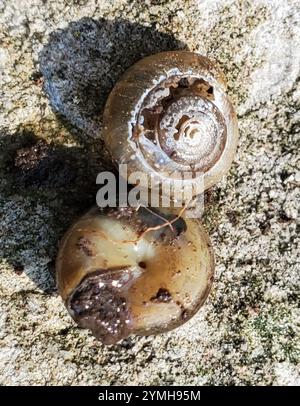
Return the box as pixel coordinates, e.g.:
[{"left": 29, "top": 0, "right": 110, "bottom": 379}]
[
  {"left": 56, "top": 206, "right": 214, "bottom": 344},
  {"left": 103, "top": 51, "right": 238, "bottom": 198}
]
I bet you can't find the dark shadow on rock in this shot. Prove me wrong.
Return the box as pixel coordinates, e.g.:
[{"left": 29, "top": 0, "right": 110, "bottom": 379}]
[
  {"left": 2, "top": 19, "right": 184, "bottom": 294},
  {"left": 39, "top": 17, "right": 185, "bottom": 138},
  {"left": 0, "top": 129, "right": 116, "bottom": 293}
]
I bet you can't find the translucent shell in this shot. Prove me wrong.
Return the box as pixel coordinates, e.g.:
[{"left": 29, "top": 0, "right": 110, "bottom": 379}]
[
  {"left": 56, "top": 206, "right": 214, "bottom": 344},
  {"left": 103, "top": 51, "right": 238, "bottom": 197}
]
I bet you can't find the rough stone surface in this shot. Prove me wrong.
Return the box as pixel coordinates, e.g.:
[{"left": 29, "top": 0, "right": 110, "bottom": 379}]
[{"left": 0, "top": 0, "right": 299, "bottom": 385}]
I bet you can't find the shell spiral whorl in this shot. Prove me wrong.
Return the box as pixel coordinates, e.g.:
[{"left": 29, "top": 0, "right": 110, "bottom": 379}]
[{"left": 103, "top": 51, "right": 238, "bottom": 195}]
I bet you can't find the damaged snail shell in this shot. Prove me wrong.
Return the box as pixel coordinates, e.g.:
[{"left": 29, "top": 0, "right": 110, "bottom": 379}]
[
  {"left": 56, "top": 51, "right": 238, "bottom": 344},
  {"left": 103, "top": 50, "right": 238, "bottom": 198},
  {"left": 56, "top": 206, "right": 214, "bottom": 345}
]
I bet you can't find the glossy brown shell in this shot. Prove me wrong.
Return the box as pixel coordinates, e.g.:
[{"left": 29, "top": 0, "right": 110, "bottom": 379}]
[{"left": 56, "top": 206, "right": 214, "bottom": 344}]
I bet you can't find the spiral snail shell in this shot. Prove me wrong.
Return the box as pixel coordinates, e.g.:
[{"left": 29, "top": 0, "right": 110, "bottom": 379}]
[
  {"left": 56, "top": 206, "right": 214, "bottom": 344},
  {"left": 103, "top": 51, "right": 238, "bottom": 198}
]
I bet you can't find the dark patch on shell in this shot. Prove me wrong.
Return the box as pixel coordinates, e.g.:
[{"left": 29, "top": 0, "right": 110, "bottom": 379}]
[
  {"left": 76, "top": 236, "right": 94, "bottom": 257},
  {"left": 151, "top": 288, "right": 172, "bottom": 303},
  {"left": 176, "top": 300, "right": 189, "bottom": 320}
]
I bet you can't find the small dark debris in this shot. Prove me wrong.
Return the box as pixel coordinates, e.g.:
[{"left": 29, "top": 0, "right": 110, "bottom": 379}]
[
  {"left": 279, "top": 170, "right": 290, "bottom": 183},
  {"left": 58, "top": 327, "right": 72, "bottom": 336},
  {"left": 181, "top": 309, "right": 188, "bottom": 320},
  {"left": 76, "top": 236, "right": 94, "bottom": 257},
  {"left": 259, "top": 220, "right": 271, "bottom": 235},
  {"left": 236, "top": 258, "right": 253, "bottom": 266},
  {"left": 13, "top": 263, "right": 24, "bottom": 275},
  {"left": 13, "top": 139, "right": 77, "bottom": 188},
  {"left": 70, "top": 273, "right": 129, "bottom": 344},
  {"left": 120, "top": 337, "right": 135, "bottom": 350},
  {"left": 151, "top": 288, "right": 172, "bottom": 303},
  {"left": 14, "top": 140, "right": 49, "bottom": 171},
  {"left": 278, "top": 211, "right": 291, "bottom": 223},
  {"left": 176, "top": 300, "right": 189, "bottom": 320},
  {"left": 204, "top": 188, "right": 216, "bottom": 205}
]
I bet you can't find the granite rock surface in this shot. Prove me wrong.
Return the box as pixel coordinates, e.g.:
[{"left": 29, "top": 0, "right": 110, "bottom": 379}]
[{"left": 0, "top": 0, "right": 299, "bottom": 385}]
